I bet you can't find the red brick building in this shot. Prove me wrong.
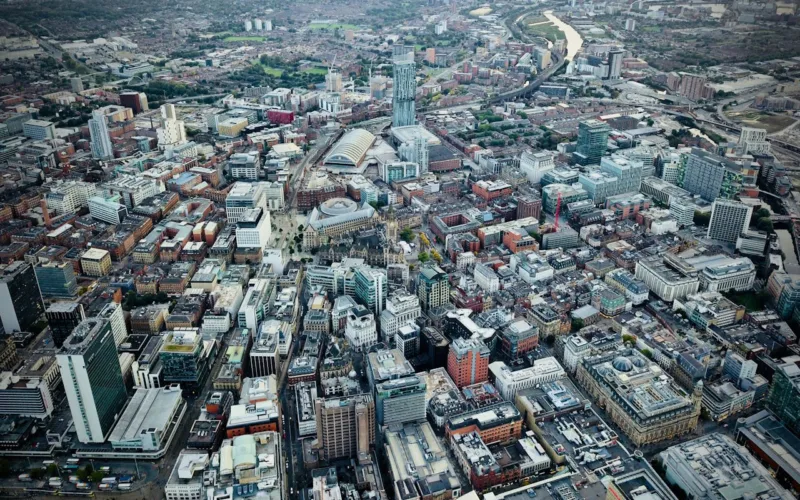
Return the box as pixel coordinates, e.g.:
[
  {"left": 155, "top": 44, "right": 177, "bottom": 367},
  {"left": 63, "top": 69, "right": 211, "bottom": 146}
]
[{"left": 447, "top": 337, "right": 490, "bottom": 388}]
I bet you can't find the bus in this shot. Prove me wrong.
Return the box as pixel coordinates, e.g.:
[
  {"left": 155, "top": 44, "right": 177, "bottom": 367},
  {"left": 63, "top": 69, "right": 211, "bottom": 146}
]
[
  {"left": 118, "top": 475, "right": 134, "bottom": 484},
  {"left": 99, "top": 466, "right": 112, "bottom": 473},
  {"left": 66, "top": 458, "right": 80, "bottom": 465},
  {"left": 99, "top": 483, "right": 113, "bottom": 491},
  {"left": 63, "top": 464, "right": 79, "bottom": 470},
  {"left": 76, "top": 483, "right": 91, "bottom": 490},
  {"left": 118, "top": 483, "right": 132, "bottom": 491},
  {"left": 101, "top": 477, "right": 117, "bottom": 485},
  {"left": 42, "top": 460, "right": 55, "bottom": 466}
]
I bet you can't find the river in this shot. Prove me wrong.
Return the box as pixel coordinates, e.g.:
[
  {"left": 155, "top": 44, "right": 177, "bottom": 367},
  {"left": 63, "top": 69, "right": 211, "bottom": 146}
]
[
  {"left": 776, "top": 229, "right": 800, "bottom": 273},
  {"left": 543, "top": 10, "right": 584, "bottom": 61}
]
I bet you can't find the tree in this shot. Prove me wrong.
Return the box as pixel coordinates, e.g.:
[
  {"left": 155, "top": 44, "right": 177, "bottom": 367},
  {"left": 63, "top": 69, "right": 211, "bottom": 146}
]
[
  {"left": 90, "top": 471, "right": 105, "bottom": 484},
  {"left": 647, "top": 118, "right": 654, "bottom": 127},
  {"left": 693, "top": 211, "right": 711, "bottom": 226},
  {"left": 622, "top": 334, "right": 636, "bottom": 344},
  {"left": 0, "top": 459, "right": 9, "bottom": 478},
  {"left": 30, "top": 468, "right": 45, "bottom": 480},
  {"left": 640, "top": 348, "right": 653, "bottom": 359},
  {"left": 756, "top": 217, "right": 774, "bottom": 233},
  {"left": 47, "top": 463, "right": 60, "bottom": 477},
  {"left": 752, "top": 208, "right": 771, "bottom": 223},
  {"left": 297, "top": 224, "right": 305, "bottom": 232},
  {"left": 418, "top": 252, "right": 430, "bottom": 263},
  {"left": 400, "top": 227, "right": 415, "bottom": 243},
  {"left": 77, "top": 467, "right": 89, "bottom": 482},
  {"left": 571, "top": 317, "right": 584, "bottom": 332}
]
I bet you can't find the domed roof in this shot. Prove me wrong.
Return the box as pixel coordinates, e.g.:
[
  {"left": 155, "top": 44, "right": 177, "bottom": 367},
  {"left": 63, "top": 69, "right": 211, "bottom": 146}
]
[
  {"left": 612, "top": 356, "right": 634, "bottom": 372},
  {"left": 631, "top": 356, "right": 647, "bottom": 368},
  {"left": 319, "top": 197, "right": 358, "bottom": 216}
]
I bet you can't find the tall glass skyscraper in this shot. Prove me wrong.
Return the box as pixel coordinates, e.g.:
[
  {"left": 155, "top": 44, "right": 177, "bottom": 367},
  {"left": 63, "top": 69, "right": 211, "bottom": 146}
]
[
  {"left": 88, "top": 110, "right": 114, "bottom": 160},
  {"left": 392, "top": 46, "right": 417, "bottom": 128},
  {"left": 573, "top": 119, "right": 611, "bottom": 165},
  {"left": 57, "top": 318, "right": 127, "bottom": 443}
]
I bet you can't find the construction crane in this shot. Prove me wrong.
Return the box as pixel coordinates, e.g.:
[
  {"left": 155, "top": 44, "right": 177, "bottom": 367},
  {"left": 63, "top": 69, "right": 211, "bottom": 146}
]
[{"left": 554, "top": 192, "right": 562, "bottom": 231}]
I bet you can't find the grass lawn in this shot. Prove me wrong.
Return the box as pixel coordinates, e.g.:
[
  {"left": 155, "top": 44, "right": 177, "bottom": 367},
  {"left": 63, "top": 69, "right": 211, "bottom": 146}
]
[
  {"left": 724, "top": 291, "right": 770, "bottom": 312},
  {"left": 261, "top": 66, "right": 283, "bottom": 77},
  {"left": 224, "top": 36, "right": 266, "bottom": 42},
  {"left": 301, "top": 67, "right": 328, "bottom": 75},
  {"left": 727, "top": 110, "right": 797, "bottom": 134},
  {"left": 308, "top": 23, "right": 358, "bottom": 30},
  {"left": 524, "top": 15, "right": 549, "bottom": 24},
  {"left": 526, "top": 23, "right": 565, "bottom": 42}
]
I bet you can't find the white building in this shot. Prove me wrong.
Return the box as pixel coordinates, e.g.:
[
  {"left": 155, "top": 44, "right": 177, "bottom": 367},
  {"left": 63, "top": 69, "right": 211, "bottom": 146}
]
[
  {"left": 669, "top": 197, "right": 695, "bottom": 227},
  {"left": 379, "top": 289, "right": 421, "bottom": 341},
  {"left": 88, "top": 196, "right": 128, "bottom": 224},
  {"left": 520, "top": 150, "right": 555, "bottom": 185},
  {"left": 164, "top": 451, "right": 209, "bottom": 500},
  {"left": 22, "top": 119, "right": 56, "bottom": 140},
  {"left": 226, "top": 182, "right": 268, "bottom": 224},
  {"left": 102, "top": 174, "right": 164, "bottom": 208},
  {"left": 707, "top": 199, "right": 752, "bottom": 244},
  {"left": 45, "top": 181, "right": 97, "bottom": 215},
  {"left": 250, "top": 321, "right": 280, "bottom": 377},
  {"left": 345, "top": 305, "right": 377, "bottom": 351},
  {"left": 88, "top": 110, "right": 114, "bottom": 160},
  {"left": 562, "top": 335, "right": 592, "bottom": 373},
  {"left": 98, "top": 302, "right": 128, "bottom": 346},
  {"left": 108, "top": 385, "right": 183, "bottom": 452},
  {"left": 236, "top": 207, "right": 272, "bottom": 252},
  {"left": 230, "top": 151, "right": 261, "bottom": 180},
  {"left": 157, "top": 104, "right": 187, "bottom": 148},
  {"left": 489, "top": 358, "right": 566, "bottom": 400},
  {"left": 738, "top": 127, "right": 770, "bottom": 155},
  {"left": 635, "top": 255, "right": 701, "bottom": 302},
  {"left": 262, "top": 181, "right": 285, "bottom": 211},
  {"left": 700, "top": 256, "right": 756, "bottom": 293},
  {"left": 239, "top": 279, "right": 271, "bottom": 331},
  {"left": 474, "top": 263, "right": 500, "bottom": 293}
]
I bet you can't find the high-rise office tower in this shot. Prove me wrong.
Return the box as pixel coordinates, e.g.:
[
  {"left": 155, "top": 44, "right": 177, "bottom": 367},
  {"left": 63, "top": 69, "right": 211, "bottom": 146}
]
[
  {"left": 418, "top": 265, "right": 450, "bottom": 311},
  {"left": 0, "top": 261, "right": 45, "bottom": 334},
  {"left": 392, "top": 46, "right": 417, "bottom": 128},
  {"left": 46, "top": 302, "right": 86, "bottom": 348},
  {"left": 375, "top": 376, "right": 426, "bottom": 427},
  {"left": 723, "top": 351, "right": 756, "bottom": 384},
  {"left": 447, "top": 337, "right": 491, "bottom": 388},
  {"left": 766, "top": 360, "right": 800, "bottom": 436},
  {"left": 707, "top": 199, "right": 752, "bottom": 244},
  {"left": 157, "top": 104, "right": 187, "bottom": 148},
  {"left": 88, "top": 110, "right": 114, "bottom": 161},
  {"left": 315, "top": 394, "right": 375, "bottom": 461},
  {"left": 35, "top": 261, "right": 78, "bottom": 298},
  {"left": 57, "top": 318, "right": 128, "bottom": 443},
  {"left": 354, "top": 267, "right": 387, "bottom": 315},
  {"left": 681, "top": 148, "right": 743, "bottom": 201},
  {"left": 379, "top": 289, "right": 421, "bottom": 341},
  {"left": 607, "top": 50, "right": 624, "bottom": 80},
  {"left": 573, "top": 119, "right": 611, "bottom": 165}
]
